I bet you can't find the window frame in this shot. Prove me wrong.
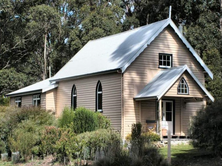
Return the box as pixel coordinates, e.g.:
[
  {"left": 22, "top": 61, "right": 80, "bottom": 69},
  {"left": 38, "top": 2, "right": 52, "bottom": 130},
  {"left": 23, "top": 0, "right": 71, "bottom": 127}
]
[
  {"left": 71, "top": 85, "right": 77, "bottom": 110},
  {"left": 33, "top": 94, "right": 41, "bottom": 107},
  {"left": 15, "top": 97, "right": 22, "bottom": 107},
  {"left": 158, "top": 53, "right": 173, "bottom": 69},
  {"left": 177, "top": 77, "right": 189, "bottom": 95},
  {"left": 96, "top": 81, "right": 103, "bottom": 113}
]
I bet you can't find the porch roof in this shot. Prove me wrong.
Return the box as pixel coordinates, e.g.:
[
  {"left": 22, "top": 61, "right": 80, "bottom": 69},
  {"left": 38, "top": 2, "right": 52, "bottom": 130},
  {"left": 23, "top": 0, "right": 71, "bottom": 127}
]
[{"left": 134, "top": 65, "right": 214, "bottom": 102}]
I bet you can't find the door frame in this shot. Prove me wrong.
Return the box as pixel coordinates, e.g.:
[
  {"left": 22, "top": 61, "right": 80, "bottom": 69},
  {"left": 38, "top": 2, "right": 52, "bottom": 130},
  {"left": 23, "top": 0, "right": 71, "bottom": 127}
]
[{"left": 162, "top": 99, "right": 175, "bottom": 135}]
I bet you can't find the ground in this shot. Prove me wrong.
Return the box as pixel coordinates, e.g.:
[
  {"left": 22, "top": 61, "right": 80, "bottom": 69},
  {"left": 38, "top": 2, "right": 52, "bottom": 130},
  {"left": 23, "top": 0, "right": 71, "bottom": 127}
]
[
  {"left": 1, "top": 144, "right": 222, "bottom": 165},
  {"left": 160, "top": 144, "right": 222, "bottom": 166}
]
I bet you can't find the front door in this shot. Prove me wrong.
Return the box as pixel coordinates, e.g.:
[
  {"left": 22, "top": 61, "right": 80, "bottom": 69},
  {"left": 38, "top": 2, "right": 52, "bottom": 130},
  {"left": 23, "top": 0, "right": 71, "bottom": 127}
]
[{"left": 162, "top": 101, "right": 173, "bottom": 135}]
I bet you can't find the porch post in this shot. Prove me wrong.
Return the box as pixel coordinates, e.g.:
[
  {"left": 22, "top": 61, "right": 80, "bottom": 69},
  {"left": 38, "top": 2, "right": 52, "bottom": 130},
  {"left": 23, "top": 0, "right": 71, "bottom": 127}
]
[{"left": 158, "top": 99, "right": 162, "bottom": 141}]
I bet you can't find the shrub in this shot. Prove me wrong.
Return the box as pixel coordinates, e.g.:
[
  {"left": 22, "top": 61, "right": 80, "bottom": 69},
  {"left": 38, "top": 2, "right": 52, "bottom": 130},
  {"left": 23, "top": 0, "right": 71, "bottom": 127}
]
[
  {"left": 131, "top": 123, "right": 142, "bottom": 141},
  {"left": 54, "top": 128, "right": 79, "bottom": 162},
  {"left": 189, "top": 99, "right": 222, "bottom": 156},
  {"left": 0, "top": 140, "right": 6, "bottom": 153},
  {"left": 40, "top": 126, "right": 61, "bottom": 156},
  {"left": 141, "top": 131, "right": 160, "bottom": 142},
  {"left": 77, "top": 129, "right": 121, "bottom": 160},
  {"left": 58, "top": 107, "right": 75, "bottom": 128},
  {"left": 73, "top": 107, "right": 98, "bottom": 134},
  {"left": 95, "top": 112, "right": 110, "bottom": 129},
  {"left": 9, "top": 119, "right": 41, "bottom": 160},
  {"left": 0, "top": 107, "right": 55, "bottom": 154}
]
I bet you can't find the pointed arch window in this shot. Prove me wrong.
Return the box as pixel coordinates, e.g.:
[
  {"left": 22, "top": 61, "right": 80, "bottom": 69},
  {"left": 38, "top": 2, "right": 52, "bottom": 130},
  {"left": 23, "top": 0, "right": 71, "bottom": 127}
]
[
  {"left": 177, "top": 78, "right": 189, "bottom": 94},
  {"left": 71, "top": 85, "right": 77, "bottom": 110},
  {"left": 96, "top": 81, "right": 103, "bottom": 113}
]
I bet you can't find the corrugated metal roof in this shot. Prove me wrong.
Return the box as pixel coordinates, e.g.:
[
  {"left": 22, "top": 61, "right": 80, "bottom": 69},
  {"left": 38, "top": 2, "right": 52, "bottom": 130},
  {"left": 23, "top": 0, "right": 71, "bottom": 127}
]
[
  {"left": 135, "top": 65, "right": 214, "bottom": 102},
  {"left": 7, "top": 78, "right": 58, "bottom": 96},
  {"left": 51, "top": 18, "right": 213, "bottom": 82}
]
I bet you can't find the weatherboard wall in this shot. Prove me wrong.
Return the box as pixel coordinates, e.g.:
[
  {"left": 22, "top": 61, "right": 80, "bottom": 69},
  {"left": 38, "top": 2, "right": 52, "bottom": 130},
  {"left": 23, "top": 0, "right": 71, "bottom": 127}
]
[
  {"left": 46, "top": 89, "right": 57, "bottom": 113},
  {"left": 165, "top": 71, "right": 205, "bottom": 98},
  {"left": 123, "top": 27, "right": 206, "bottom": 138},
  {"left": 56, "top": 73, "right": 122, "bottom": 131}
]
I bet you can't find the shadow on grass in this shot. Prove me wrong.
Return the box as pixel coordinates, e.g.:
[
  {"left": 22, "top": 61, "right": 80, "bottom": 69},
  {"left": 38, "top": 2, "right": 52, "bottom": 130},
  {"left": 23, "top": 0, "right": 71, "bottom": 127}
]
[{"left": 170, "top": 148, "right": 221, "bottom": 166}]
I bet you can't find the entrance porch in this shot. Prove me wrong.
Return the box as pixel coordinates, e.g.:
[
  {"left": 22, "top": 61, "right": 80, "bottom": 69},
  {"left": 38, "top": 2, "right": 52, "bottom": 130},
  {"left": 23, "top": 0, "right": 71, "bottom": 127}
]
[{"left": 138, "top": 97, "right": 206, "bottom": 139}]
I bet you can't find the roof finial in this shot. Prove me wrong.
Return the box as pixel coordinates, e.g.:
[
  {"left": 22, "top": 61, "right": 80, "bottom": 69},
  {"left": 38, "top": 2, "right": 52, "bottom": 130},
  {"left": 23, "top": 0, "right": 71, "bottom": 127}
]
[{"left": 169, "top": 6, "right": 172, "bottom": 19}]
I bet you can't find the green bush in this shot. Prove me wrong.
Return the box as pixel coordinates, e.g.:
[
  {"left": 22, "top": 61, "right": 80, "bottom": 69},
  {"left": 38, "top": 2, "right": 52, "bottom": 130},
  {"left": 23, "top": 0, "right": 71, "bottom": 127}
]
[
  {"left": 0, "top": 96, "right": 9, "bottom": 106},
  {"left": 59, "top": 107, "right": 110, "bottom": 134},
  {"left": 58, "top": 107, "right": 75, "bottom": 128},
  {"left": 0, "top": 107, "right": 55, "bottom": 155},
  {"left": 131, "top": 123, "right": 142, "bottom": 141},
  {"left": 9, "top": 119, "right": 42, "bottom": 160},
  {"left": 93, "top": 128, "right": 167, "bottom": 166},
  {"left": 141, "top": 131, "right": 160, "bottom": 142},
  {"left": 40, "top": 126, "right": 61, "bottom": 156},
  {"left": 189, "top": 99, "right": 222, "bottom": 156},
  {"left": 73, "top": 107, "right": 98, "bottom": 134},
  {"left": 54, "top": 128, "right": 79, "bottom": 162},
  {"left": 77, "top": 129, "right": 121, "bottom": 160},
  {"left": 0, "top": 140, "right": 6, "bottom": 153},
  {"left": 95, "top": 112, "right": 110, "bottom": 129}
]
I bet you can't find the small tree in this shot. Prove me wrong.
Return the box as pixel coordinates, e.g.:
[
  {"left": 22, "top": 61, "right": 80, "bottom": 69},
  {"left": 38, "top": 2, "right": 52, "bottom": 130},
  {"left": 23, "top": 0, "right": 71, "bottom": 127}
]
[{"left": 189, "top": 100, "right": 222, "bottom": 156}]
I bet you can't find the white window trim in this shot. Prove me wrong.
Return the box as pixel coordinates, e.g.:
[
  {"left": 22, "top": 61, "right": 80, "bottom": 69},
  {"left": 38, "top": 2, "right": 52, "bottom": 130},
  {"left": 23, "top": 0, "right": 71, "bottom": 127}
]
[
  {"left": 159, "top": 53, "right": 172, "bottom": 68},
  {"left": 15, "top": 97, "right": 22, "bottom": 107},
  {"left": 178, "top": 78, "right": 189, "bottom": 95},
  {"left": 71, "top": 85, "right": 77, "bottom": 110},
  {"left": 33, "top": 94, "right": 41, "bottom": 106},
  {"left": 96, "top": 81, "right": 103, "bottom": 113}
]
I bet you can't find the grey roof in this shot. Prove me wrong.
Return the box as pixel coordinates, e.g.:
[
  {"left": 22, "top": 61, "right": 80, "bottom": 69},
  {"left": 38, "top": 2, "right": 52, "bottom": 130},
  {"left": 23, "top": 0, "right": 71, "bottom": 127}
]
[
  {"left": 7, "top": 78, "right": 58, "bottom": 96},
  {"left": 135, "top": 65, "right": 214, "bottom": 102},
  {"left": 51, "top": 18, "right": 213, "bottom": 82}
]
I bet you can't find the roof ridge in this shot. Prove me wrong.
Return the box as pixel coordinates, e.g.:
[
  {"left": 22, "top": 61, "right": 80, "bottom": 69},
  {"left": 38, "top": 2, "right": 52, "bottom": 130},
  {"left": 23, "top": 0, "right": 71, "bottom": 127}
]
[{"left": 88, "top": 19, "right": 169, "bottom": 43}]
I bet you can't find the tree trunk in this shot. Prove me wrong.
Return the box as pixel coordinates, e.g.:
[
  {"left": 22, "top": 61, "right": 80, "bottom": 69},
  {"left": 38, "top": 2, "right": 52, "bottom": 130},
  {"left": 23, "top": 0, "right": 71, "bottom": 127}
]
[{"left": 43, "top": 33, "right": 47, "bottom": 80}]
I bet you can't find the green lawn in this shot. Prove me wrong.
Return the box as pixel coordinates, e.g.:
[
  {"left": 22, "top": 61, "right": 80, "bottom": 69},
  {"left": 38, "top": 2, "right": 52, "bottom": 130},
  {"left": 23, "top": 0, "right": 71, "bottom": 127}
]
[{"left": 160, "top": 144, "right": 222, "bottom": 166}]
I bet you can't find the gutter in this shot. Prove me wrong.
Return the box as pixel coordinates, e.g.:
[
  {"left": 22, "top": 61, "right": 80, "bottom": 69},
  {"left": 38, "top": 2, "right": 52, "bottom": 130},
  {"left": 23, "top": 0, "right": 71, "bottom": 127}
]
[{"left": 50, "top": 68, "right": 121, "bottom": 82}]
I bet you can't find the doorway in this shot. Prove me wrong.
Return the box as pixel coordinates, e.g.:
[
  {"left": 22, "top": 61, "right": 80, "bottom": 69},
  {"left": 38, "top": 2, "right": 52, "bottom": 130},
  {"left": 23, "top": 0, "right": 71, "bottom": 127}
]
[{"left": 162, "top": 100, "right": 173, "bottom": 134}]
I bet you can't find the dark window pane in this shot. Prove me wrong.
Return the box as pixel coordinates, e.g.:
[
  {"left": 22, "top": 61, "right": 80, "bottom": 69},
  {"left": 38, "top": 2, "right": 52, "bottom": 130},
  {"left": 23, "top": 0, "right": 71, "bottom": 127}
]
[
  {"left": 166, "top": 112, "right": 172, "bottom": 121},
  {"left": 167, "top": 56, "right": 170, "bottom": 60},
  {"left": 98, "top": 94, "right": 102, "bottom": 110},
  {"left": 37, "top": 100, "right": 41, "bottom": 106},
  {"left": 159, "top": 60, "right": 162, "bottom": 65},
  {"left": 98, "top": 83, "right": 102, "bottom": 91},
  {"left": 167, "top": 61, "right": 170, "bottom": 66},
  {"left": 74, "top": 97, "right": 77, "bottom": 109},
  {"left": 163, "top": 61, "right": 166, "bottom": 66},
  {"left": 166, "top": 102, "right": 172, "bottom": 111},
  {"left": 18, "top": 102, "right": 21, "bottom": 108},
  {"left": 163, "top": 56, "right": 166, "bottom": 60},
  {"left": 159, "top": 55, "right": 162, "bottom": 60}
]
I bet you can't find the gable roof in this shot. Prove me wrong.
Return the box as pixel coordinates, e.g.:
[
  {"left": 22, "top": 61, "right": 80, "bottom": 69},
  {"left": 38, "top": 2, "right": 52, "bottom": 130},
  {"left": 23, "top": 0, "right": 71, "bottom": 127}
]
[
  {"left": 7, "top": 78, "right": 58, "bottom": 97},
  {"left": 135, "top": 65, "right": 214, "bottom": 102},
  {"left": 51, "top": 18, "right": 213, "bottom": 82}
]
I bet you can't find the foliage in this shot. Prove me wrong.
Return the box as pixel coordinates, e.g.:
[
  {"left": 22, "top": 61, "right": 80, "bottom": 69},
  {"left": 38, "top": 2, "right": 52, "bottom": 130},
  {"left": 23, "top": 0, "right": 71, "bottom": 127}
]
[
  {"left": 0, "top": 96, "right": 9, "bottom": 106},
  {"left": 189, "top": 99, "right": 222, "bottom": 157},
  {"left": 141, "top": 131, "right": 160, "bottom": 142},
  {"left": 0, "top": 140, "right": 6, "bottom": 153},
  {"left": 72, "top": 107, "right": 98, "bottom": 134},
  {"left": 58, "top": 107, "right": 75, "bottom": 128},
  {"left": 94, "top": 125, "right": 167, "bottom": 166},
  {"left": 8, "top": 120, "right": 41, "bottom": 160},
  {"left": 0, "top": 107, "right": 55, "bottom": 154},
  {"left": 131, "top": 123, "right": 142, "bottom": 141},
  {"left": 0, "top": 69, "right": 31, "bottom": 96},
  {"left": 77, "top": 129, "right": 121, "bottom": 160},
  {"left": 40, "top": 126, "right": 61, "bottom": 156},
  {"left": 54, "top": 128, "right": 79, "bottom": 162},
  {"left": 95, "top": 112, "right": 110, "bottom": 129},
  {"left": 59, "top": 107, "right": 110, "bottom": 134}
]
